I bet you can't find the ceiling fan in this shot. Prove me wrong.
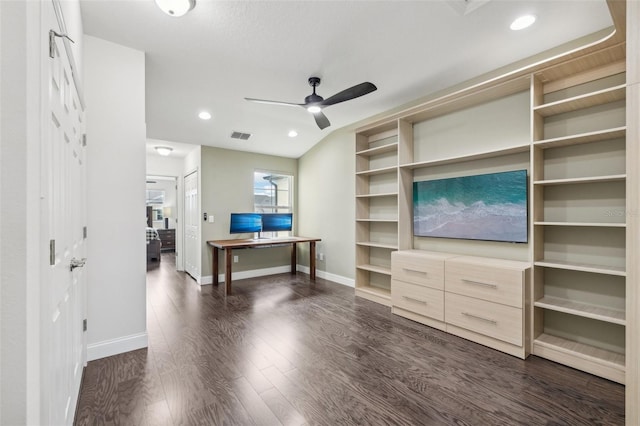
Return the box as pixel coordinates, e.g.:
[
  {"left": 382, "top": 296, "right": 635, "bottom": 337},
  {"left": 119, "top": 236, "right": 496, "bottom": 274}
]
[{"left": 245, "top": 77, "right": 377, "bottom": 130}]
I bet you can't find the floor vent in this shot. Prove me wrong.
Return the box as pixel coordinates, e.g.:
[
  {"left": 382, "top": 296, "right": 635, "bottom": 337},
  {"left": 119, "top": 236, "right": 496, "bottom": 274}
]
[{"left": 231, "top": 131, "right": 252, "bottom": 140}]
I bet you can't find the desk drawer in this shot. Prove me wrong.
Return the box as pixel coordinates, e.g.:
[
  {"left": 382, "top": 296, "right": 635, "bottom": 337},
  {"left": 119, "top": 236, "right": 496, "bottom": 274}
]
[
  {"left": 445, "top": 260, "right": 524, "bottom": 308},
  {"left": 392, "top": 252, "right": 445, "bottom": 290},
  {"left": 392, "top": 280, "right": 444, "bottom": 321},
  {"left": 445, "top": 293, "right": 522, "bottom": 346}
]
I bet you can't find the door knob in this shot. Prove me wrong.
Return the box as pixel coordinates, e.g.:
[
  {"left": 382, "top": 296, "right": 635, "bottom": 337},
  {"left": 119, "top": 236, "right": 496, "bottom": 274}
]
[{"left": 70, "top": 257, "right": 86, "bottom": 271}]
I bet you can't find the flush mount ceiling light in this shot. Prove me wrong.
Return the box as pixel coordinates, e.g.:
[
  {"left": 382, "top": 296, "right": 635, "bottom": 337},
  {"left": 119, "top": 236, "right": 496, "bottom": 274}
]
[
  {"left": 510, "top": 14, "right": 536, "bottom": 31},
  {"left": 154, "top": 0, "right": 195, "bottom": 17},
  {"left": 288, "top": 130, "right": 298, "bottom": 138},
  {"left": 198, "top": 111, "right": 212, "bottom": 120},
  {"left": 155, "top": 146, "right": 173, "bottom": 156}
]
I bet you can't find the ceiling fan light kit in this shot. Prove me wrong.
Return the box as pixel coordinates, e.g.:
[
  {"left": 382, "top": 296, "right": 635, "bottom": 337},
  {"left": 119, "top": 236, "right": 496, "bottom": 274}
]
[
  {"left": 245, "top": 76, "right": 377, "bottom": 130},
  {"left": 155, "top": 0, "right": 195, "bottom": 17}
]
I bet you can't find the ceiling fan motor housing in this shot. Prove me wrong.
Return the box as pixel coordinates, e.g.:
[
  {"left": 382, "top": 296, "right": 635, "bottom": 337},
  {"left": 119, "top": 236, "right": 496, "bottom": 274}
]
[{"left": 305, "top": 77, "right": 324, "bottom": 105}]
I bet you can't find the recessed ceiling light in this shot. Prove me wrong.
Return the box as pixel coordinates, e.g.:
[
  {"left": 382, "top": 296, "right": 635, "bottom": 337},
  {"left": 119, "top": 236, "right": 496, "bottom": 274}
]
[
  {"left": 307, "top": 105, "right": 322, "bottom": 114},
  {"left": 198, "top": 111, "right": 212, "bottom": 120},
  {"left": 155, "top": 146, "right": 173, "bottom": 156},
  {"left": 510, "top": 14, "right": 536, "bottom": 31},
  {"left": 288, "top": 130, "right": 298, "bottom": 138}
]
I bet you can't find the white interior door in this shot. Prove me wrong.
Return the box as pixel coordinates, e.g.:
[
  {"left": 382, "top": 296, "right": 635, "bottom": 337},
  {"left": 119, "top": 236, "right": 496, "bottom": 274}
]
[
  {"left": 184, "top": 170, "right": 199, "bottom": 279},
  {"left": 43, "top": 2, "right": 87, "bottom": 424}
]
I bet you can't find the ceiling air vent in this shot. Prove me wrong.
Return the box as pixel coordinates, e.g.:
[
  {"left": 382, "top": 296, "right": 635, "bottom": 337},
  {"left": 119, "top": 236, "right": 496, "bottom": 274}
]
[
  {"left": 447, "top": 0, "right": 491, "bottom": 16},
  {"left": 231, "top": 131, "right": 252, "bottom": 140}
]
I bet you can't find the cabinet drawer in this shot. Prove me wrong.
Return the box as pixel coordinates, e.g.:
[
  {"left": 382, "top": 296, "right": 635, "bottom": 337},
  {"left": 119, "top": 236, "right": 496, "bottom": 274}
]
[
  {"left": 445, "top": 260, "right": 525, "bottom": 307},
  {"left": 445, "top": 293, "right": 522, "bottom": 346},
  {"left": 391, "top": 280, "right": 444, "bottom": 321},
  {"left": 391, "top": 252, "right": 445, "bottom": 290}
]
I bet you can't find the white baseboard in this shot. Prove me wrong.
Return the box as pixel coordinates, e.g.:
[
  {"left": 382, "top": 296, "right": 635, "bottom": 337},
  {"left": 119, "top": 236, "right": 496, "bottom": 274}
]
[
  {"left": 199, "top": 275, "right": 212, "bottom": 285},
  {"left": 198, "top": 265, "right": 354, "bottom": 288},
  {"left": 87, "top": 331, "right": 148, "bottom": 361},
  {"left": 296, "top": 265, "right": 355, "bottom": 287},
  {"left": 199, "top": 265, "right": 292, "bottom": 286}
]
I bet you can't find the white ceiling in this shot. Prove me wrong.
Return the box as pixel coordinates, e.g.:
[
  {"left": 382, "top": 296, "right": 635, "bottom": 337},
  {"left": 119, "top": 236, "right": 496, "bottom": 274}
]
[{"left": 80, "top": 0, "right": 613, "bottom": 159}]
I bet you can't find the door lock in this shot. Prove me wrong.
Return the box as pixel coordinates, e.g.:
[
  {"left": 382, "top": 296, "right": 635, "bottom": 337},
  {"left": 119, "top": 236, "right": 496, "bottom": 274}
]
[{"left": 70, "top": 258, "right": 86, "bottom": 271}]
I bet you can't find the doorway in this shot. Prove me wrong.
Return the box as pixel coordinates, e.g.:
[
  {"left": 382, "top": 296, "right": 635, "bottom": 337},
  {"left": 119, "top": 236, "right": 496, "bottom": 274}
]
[{"left": 146, "top": 175, "right": 179, "bottom": 268}]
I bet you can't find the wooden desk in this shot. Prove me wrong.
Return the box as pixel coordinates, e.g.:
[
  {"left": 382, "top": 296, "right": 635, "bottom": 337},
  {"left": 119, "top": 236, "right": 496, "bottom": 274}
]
[{"left": 207, "top": 237, "right": 321, "bottom": 295}]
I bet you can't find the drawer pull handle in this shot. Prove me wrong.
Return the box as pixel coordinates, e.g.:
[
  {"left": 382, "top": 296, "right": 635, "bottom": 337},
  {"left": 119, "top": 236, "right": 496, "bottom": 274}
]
[
  {"left": 403, "top": 268, "right": 427, "bottom": 275},
  {"left": 462, "top": 279, "right": 497, "bottom": 289},
  {"left": 403, "top": 296, "right": 427, "bottom": 305},
  {"left": 462, "top": 312, "right": 497, "bottom": 325}
]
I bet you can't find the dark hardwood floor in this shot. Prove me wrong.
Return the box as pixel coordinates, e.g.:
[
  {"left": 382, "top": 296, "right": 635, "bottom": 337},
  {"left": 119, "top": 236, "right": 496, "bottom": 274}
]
[{"left": 74, "top": 253, "right": 625, "bottom": 425}]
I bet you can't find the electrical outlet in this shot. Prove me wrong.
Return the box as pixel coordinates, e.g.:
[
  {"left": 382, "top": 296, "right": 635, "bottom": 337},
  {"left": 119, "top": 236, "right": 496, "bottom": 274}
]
[
  {"left": 234, "top": 255, "right": 239, "bottom": 263},
  {"left": 319, "top": 253, "right": 325, "bottom": 261}
]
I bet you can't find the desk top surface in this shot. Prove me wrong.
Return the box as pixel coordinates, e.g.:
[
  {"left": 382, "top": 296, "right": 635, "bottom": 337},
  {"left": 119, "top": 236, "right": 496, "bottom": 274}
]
[{"left": 207, "top": 236, "right": 321, "bottom": 249}]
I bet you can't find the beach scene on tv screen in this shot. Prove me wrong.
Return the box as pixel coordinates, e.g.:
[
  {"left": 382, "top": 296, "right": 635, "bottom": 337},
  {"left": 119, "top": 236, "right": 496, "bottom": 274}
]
[{"left": 413, "top": 170, "right": 528, "bottom": 243}]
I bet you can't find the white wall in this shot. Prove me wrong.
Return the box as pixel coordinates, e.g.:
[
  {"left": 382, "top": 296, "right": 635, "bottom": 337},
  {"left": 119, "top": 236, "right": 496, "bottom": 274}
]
[
  {"left": 1, "top": 2, "right": 36, "bottom": 423},
  {"left": 84, "top": 35, "right": 147, "bottom": 360}
]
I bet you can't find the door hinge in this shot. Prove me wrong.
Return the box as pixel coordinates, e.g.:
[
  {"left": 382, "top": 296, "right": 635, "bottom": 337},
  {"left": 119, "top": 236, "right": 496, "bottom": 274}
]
[
  {"left": 83, "top": 226, "right": 87, "bottom": 239},
  {"left": 82, "top": 134, "right": 87, "bottom": 147},
  {"left": 49, "top": 239, "right": 55, "bottom": 265},
  {"left": 49, "top": 30, "right": 74, "bottom": 59},
  {"left": 83, "top": 319, "right": 87, "bottom": 332}
]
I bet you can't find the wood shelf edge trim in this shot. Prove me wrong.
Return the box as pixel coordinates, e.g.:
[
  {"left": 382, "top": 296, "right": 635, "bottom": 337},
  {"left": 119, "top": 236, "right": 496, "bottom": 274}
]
[
  {"left": 533, "top": 126, "right": 626, "bottom": 148},
  {"left": 356, "top": 264, "right": 392, "bottom": 275},
  {"left": 400, "top": 144, "right": 530, "bottom": 169},
  {"left": 533, "top": 84, "right": 626, "bottom": 116},
  {"left": 533, "top": 174, "right": 626, "bottom": 185},
  {"left": 533, "top": 333, "right": 625, "bottom": 368},
  {"left": 533, "top": 222, "right": 626, "bottom": 228},
  {"left": 534, "top": 296, "right": 626, "bottom": 325},
  {"left": 534, "top": 260, "right": 626, "bottom": 276}
]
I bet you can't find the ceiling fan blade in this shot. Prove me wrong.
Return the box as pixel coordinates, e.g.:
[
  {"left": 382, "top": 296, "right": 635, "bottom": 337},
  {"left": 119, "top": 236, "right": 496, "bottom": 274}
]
[
  {"left": 320, "top": 82, "right": 377, "bottom": 107},
  {"left": 244, "top": 98, "right": 302, "bottom": 108},
  {"left": 312, "top": 111, "right": 331, "bottom": 130}
]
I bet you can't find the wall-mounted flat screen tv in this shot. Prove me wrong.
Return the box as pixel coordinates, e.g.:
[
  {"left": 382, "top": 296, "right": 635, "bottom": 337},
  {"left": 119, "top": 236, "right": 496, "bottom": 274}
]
[
  {"left": 229, "top": 213, "right": 262, "bottom": 234},
  {"left": 413, "top": 170, "right": 528, "bottom": 243},
  {"left": 261, "top": 213, "right": 293, "bottom": 232}
]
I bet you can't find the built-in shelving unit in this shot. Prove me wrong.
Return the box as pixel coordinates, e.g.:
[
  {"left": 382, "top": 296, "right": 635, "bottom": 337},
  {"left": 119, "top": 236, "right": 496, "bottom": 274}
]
[
  {"left": 531, "top": 54, "right": 627, "bottom": 384},
  {"left": 354, "top": 0, "right": 632, "bottom": 391},
  {"left": 355, "top": 126, "right": 400, "bottom": 305}
]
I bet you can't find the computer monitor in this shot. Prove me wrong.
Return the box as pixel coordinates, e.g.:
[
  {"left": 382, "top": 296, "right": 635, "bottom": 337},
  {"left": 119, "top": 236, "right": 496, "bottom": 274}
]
[
  {"left": 229, "top": 213, "right": 262, "bottom": 234},
  {"left": 261, "top": 213, "right": 293, "bottom": 232}
]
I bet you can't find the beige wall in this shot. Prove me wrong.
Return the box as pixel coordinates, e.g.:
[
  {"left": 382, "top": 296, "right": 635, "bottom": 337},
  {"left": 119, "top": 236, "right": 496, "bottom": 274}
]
[
  {"left": 200, "top": 146, "right": 297, "bottom": 278},
  {"left": 298, "top": 129, "right": 355, "bottom": 282}
]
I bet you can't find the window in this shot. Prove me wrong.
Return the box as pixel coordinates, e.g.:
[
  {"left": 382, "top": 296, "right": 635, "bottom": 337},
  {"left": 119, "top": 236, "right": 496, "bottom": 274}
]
[
  {"left": 254, "top": 171, "right": 293, "bottom": 237},
  {"left": 146, "top": 189, "right": 165, "bottom": 205}
]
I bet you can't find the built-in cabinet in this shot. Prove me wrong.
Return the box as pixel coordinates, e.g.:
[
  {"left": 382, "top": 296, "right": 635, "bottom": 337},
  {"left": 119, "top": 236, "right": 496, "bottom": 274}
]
[
  {"left": 354, "top": 8, "right": 629, "bottom": 386},
  {"left": 392, "top": 251, "right": 530, "bottom": 358}
]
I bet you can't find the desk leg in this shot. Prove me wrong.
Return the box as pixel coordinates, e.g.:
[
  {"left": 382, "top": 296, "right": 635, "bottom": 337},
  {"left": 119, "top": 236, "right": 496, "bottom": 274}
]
[
  {"left": 225, "top": 248, "right": 233, "bottom": 296},
  {"left": 212, "top": 247, "right": 219, "bottom": 286},
  {"left": 310, "top": 241, "right": 316, "bottom": 281},
  {"left": 291, "top": 243, "right": 297, "bottom": 275}
]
